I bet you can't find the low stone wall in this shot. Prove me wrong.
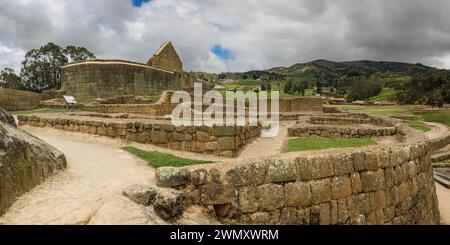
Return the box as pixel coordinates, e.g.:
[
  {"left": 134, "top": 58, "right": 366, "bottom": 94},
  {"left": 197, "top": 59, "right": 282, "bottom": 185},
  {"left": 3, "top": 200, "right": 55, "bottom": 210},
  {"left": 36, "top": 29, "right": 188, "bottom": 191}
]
[
  {"left": 309, "top": 116, "right": 373, "bottom": 125},
  {"left": 288, "top": 124, "right": 397, "bottom": 138},
  {"left": 17, "top": 115, "right": 261, "bottom": 157},
  {"left": 84, "top": 104, "right": 174, "bottom": 116},
  {"left": 152, "top": 115, "right": 440, "bottom": 225},
  {"left": 429, "top": 131, "right": 450, "bottom": 152},
  {"left": 0, "top": 88, "right": 42, "bottom": 111}
]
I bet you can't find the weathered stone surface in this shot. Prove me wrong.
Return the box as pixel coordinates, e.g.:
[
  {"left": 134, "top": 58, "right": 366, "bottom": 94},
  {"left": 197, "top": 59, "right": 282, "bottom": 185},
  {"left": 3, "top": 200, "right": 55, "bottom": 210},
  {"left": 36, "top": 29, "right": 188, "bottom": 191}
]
[
  {"left": 267, "top": 159, "right": 297, "bottom": 183},
  {"left": 0, "top": 107, "right": 16, "bottom": 128},
  {"left": 239, "top": 186, "right": 259, "bottom": 213},
  {"left": 196, "top": 131, "right": 210, "bottom": 142},
  {"left": 257, "top": 184, "right": 284, "bottom": 211},
  {"left": 310, "top": 179, "right": 331, "bottom": 204},
  {"left": 331, "top": 176, "right": 352, "bottom": 200},
  {"left": 284, "top": 182, "right": 312, "bottom": 207},
  {"left": 350, "top": 172, "right": 363, "bottom": 194},
  {"left": 0, "top": 121, "right": 66, "bottom": 215},
  {"left": 151, "top": 131, "right": 168, "bottom": 144},
  {"left": 153, "top": 189, "right": 185, "bottom": 221},
  {"left": 156, "top": 167, "right": 190, "bottom": 187},
  {"left": 123, "top": 184, "right": 157, "bottom": 206},
  {"left": 191, "top": 169, "right": 207, "bottom": 186},
  {"left": 218, "top": 136, "right": 235, "bottom": 150},
  {"left": 360, "top": 171, "right": 380, "bottom": 192}
]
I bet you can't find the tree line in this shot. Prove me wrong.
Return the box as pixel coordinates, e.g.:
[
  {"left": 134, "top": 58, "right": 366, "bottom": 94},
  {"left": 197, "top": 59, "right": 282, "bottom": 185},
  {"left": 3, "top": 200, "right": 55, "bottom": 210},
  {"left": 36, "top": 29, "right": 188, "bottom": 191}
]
[{"left": 0, "top": 42, "right": 95, "bottom": 93}]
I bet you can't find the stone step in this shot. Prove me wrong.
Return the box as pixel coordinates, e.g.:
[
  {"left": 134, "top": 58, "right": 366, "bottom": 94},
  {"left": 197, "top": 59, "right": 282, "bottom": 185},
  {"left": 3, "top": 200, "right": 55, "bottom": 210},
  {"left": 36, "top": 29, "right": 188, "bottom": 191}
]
[
  {"left": 434, "top": 174, "right": 450, "bottom": 189},
  {"left": 432, "top": 151, "right": 450, "bottom": 162}
]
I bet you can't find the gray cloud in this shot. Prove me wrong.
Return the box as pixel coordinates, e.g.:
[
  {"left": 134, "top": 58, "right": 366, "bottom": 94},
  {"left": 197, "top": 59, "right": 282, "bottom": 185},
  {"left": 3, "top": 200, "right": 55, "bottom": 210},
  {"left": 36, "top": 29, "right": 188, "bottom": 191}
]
[{"left": 1, "top": 0, "right": 450, "bottom": 73}]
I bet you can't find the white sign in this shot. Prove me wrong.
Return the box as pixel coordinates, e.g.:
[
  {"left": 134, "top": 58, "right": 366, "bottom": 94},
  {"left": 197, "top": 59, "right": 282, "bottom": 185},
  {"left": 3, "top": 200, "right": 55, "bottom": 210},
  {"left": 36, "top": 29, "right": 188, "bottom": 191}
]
[{"left": 63, "top": 95, "right": 77, "bottom": 104}]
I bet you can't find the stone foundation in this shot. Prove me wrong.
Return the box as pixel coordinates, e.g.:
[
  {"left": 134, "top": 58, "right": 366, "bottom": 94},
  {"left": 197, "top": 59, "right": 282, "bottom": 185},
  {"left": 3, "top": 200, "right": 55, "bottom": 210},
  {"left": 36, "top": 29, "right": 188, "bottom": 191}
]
[
  {"left": 17, "top": 114, "right": 261, "bottom": 157},
  {"left": 0, "top": 88, "right": 42, "bottom": 111},
  {"left": 153, "top": 116, "right": 440, "bottom": 225},
  {"left": 288, "top": 124, "right": 398, "bottom": 138}
]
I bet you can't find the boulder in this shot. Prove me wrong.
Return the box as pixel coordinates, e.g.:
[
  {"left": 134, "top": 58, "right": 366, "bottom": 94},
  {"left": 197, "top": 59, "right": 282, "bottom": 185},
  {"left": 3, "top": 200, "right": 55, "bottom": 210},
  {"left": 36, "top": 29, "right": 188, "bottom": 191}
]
[
  {"left": 156, "top": 167, "right": 190, "bottom": 187},
  {"left": 0, "top": 120, "right": 66, "bottom": 215},
  {"left": 123, "top": 185, "right": 157, "bottom": 206},
  {"left": 0, "top": 107, "right": 16, "bottom": 128},
  {"left": 153, "top": 189, "right": 185, "bottom": 221}
]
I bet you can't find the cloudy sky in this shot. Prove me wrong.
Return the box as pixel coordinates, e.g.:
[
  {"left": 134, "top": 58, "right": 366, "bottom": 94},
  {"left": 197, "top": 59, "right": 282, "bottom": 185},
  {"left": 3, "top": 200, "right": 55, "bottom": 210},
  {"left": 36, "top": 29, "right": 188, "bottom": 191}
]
[{"left": 1, "top": 0, "right": 450, "bottom": 73}]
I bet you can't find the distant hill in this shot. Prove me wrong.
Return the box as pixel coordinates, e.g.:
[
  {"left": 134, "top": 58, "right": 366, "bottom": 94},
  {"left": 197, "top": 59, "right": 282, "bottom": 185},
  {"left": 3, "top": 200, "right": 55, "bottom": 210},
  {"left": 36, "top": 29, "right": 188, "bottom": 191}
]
[{"left": 265, "top": 59, "right": 434, "bottom": 78}]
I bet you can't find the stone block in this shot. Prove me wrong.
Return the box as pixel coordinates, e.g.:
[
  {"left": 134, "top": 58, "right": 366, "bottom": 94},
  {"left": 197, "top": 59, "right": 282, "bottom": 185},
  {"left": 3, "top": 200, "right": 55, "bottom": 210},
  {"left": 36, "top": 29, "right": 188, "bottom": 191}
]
[
  {"left": 267, "top": 159, "right": 297, "bottom": 183},
  {"left": 331, "top": 176, "right": 352, "bottom": 200},
  {"left": 284, "top": 182, "right": 312, "bottom": 207},
  {"left": 239, "top": 186, "right": 259, "bottom": 213},
  {"left": 218, "top": 136, "right": 235, "bottom": 150},
  {"left": 257, "top": 184, "right": 284, "bottom": 211},
  {"left": 156, "top": 167, "right": 190, "bottom": 187},
  {"left": 310, "top": 179, "right": 331, "bottom": 204}
]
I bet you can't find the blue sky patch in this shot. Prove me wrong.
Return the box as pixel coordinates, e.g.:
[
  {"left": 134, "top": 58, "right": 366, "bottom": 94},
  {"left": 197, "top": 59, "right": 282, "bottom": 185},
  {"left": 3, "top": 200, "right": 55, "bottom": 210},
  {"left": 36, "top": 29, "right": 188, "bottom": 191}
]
[
  {"left": 132, "top": 0, "right": 151, "bottom": 7},
  {"left": 211, "top": 45, "right": 235, "bottom": 60}
]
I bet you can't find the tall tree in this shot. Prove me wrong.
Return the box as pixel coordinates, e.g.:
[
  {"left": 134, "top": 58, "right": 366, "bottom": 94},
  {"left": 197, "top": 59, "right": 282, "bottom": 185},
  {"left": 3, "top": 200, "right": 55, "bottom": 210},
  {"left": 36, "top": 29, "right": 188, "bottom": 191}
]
[
  {"left": 20, "top": 42, "right": 96, "bottom": 92},
  {"left": 0, "top": 68, "right": 22, "bottom": 89},
  {"left": 64, "top": 46, "right": 96, "bottom": 62}
]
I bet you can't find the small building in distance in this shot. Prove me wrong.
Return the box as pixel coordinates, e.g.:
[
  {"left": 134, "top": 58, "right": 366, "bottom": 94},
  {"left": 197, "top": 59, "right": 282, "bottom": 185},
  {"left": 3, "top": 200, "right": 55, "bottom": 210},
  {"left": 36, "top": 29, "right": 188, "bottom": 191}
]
[{"left": 374, "top": 100, "right": 398, "bottom": 106}]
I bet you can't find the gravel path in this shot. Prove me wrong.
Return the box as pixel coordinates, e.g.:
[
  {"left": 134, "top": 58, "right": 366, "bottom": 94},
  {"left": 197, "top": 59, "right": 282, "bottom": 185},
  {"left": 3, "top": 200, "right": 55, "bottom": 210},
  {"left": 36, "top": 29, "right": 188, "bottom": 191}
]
[{"left": 0, "top": 127, "right": 166, "bottom": 225}]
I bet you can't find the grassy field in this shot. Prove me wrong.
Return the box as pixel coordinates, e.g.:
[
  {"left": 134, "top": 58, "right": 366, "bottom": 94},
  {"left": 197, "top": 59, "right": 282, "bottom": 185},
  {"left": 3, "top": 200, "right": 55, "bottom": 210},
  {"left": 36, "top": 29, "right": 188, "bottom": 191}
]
[
  {"left": 285, "top": 137, "right": 377, "bottom": 152},
  {"left": 223, "top": 79, "right": 315, "bottom": 99},
  {"left": 11, "top": 108, "right": 71, "bottom": 115},
  {"left": 369, "top": 88, "right": 396, "bottom": 102},
  {"left": 327, "top": 104, "right": 415, "bottom": 116},
  {"left": 404, "top": 120, "right": 431, "bottom": 132},
  {"left": 122, "top": 146, "right": 213, "bottom": 168},
  {"left": 413, "top": 111, "right": 450, "bottom": 127},
  {"left": 331, "top": 104, "right": 450, "bottom": 127}
]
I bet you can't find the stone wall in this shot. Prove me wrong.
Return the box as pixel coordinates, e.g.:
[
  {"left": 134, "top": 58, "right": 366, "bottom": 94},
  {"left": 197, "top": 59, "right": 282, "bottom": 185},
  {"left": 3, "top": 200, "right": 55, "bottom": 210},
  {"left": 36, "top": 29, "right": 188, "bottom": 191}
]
[
  {"left": 0, "top": 111, "right": 66, "bottom": 215},
  {"left": 288, "top": 124, "right": 398, "bottom": 138},
  {"left": 17, "top": 115, "right": 261, "bottom": 157},
  {"left": 154, "top": 117, "right": 440, "bottom": 225},
  {"left": 61, "top": 60, "right": 193, "bottom": 101},
  {"left": 0, "top": 88, "right": 42, "bottom": 111},
  {"left": 147, "top": 42, "right": 183, "bottom": 73}
]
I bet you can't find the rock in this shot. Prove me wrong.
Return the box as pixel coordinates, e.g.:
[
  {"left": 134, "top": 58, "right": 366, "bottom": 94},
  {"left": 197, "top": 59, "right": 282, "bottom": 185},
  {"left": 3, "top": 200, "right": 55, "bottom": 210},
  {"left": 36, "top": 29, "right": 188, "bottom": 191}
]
[
  {"left": 156, "top": 167, "right": 191, "bottom": 187},
  {"left": 0, "top": 120, "right": 66, "bottom": 215},
  {"left": 153, "top": 189, "right": 185, "bottom": 221},
  {"left": 123, "top": 185, "right": 157, "bottom": 206},
  {"left": 0, "top": 107, "right": 16, "bottom": 128}
]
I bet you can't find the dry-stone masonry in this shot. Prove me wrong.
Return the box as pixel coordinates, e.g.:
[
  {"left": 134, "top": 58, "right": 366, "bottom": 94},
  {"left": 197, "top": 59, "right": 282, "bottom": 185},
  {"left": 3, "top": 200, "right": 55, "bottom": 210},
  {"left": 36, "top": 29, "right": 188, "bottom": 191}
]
[
  {"left": 17, "top": 114, "right": 261, "bottom": 157},
  {"left": 61, "top": 41, "right": 194, "bottom": 101},
  {"left": 154, "top": 115, "right": 440, "bottom": 225},
  {"left": 0, "top": 88, "right": 41, "bottom": 111}
]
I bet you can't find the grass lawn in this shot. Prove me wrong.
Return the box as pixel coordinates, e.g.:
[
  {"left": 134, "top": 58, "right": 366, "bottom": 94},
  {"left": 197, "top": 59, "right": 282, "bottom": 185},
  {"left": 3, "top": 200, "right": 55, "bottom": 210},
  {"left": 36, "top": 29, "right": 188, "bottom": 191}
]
[
  {"left": 11, "top": 108, "right": 71, "bottom": 115},
  {"left": 122, "top": 146, "right": 213, "bottom": 168},
  {"left": 285, "top": 137, "right": 377, "bottom": 153},
  {"left": 369, "top": 88, "right": 396, "bottom": 102},
  {"left": 328, "top": 105, "right": 415, "bottom": 116},
  {"left": 412, "top": 111, "right": 450, "bottom": 127},
  {"left": 404, "top": 120, "right": 431, "bottom": 132}
]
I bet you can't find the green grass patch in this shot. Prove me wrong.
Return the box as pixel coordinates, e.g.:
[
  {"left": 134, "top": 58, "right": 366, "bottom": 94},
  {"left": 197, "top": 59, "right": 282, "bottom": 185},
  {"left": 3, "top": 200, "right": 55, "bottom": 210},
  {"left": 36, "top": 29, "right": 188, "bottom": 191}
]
[
  {"left": 413, "top": 111, "right": 450, "bottom": 127},
  {"left": 11, "top": 108, "right": 70, "bottom": 115},
  {"left": 285, "top": 137, "right": 377, "bottom": 152},
  {"left": 369, "top": 88, "right": 396, "bottom": 102},
  {"left": 405, "top": 120, "right": 431, "bottom": 132},
  {"left": 329, "top": 105, "right": 415, "bottom": 116},
  {"left": 122, "top": 146, "right": 213, "bottom": 168}
]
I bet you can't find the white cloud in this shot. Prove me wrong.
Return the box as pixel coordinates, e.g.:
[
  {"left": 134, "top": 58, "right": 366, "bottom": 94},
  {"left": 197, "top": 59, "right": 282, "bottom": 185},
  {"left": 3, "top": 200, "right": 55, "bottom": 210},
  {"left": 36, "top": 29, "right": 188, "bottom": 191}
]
[{"left": 1, "top": 0, "right": 450, "bottom": 74}]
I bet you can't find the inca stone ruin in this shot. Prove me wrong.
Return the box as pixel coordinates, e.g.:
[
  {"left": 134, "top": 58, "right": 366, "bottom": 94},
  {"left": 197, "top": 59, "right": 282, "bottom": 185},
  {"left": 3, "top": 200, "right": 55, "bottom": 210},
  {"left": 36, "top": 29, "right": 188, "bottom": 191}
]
[{"left": 0, "top": 41, "right": 448, "bottom": 226}]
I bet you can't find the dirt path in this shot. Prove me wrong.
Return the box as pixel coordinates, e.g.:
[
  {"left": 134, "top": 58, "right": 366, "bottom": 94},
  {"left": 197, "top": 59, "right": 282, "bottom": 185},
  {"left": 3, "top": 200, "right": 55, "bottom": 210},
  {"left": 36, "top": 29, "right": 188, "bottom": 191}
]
[
  {"left": 425, "top": 122, "right": 449, "bottom": 140},
  {"left": 436, "top": 183, "right": 450, "bottom": 224},
  {"left": 0, "top": 127, "right": 167, "bottom": 225},
  {"left": 237, "top": 121, "right": 294, "bottom": 160}
]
